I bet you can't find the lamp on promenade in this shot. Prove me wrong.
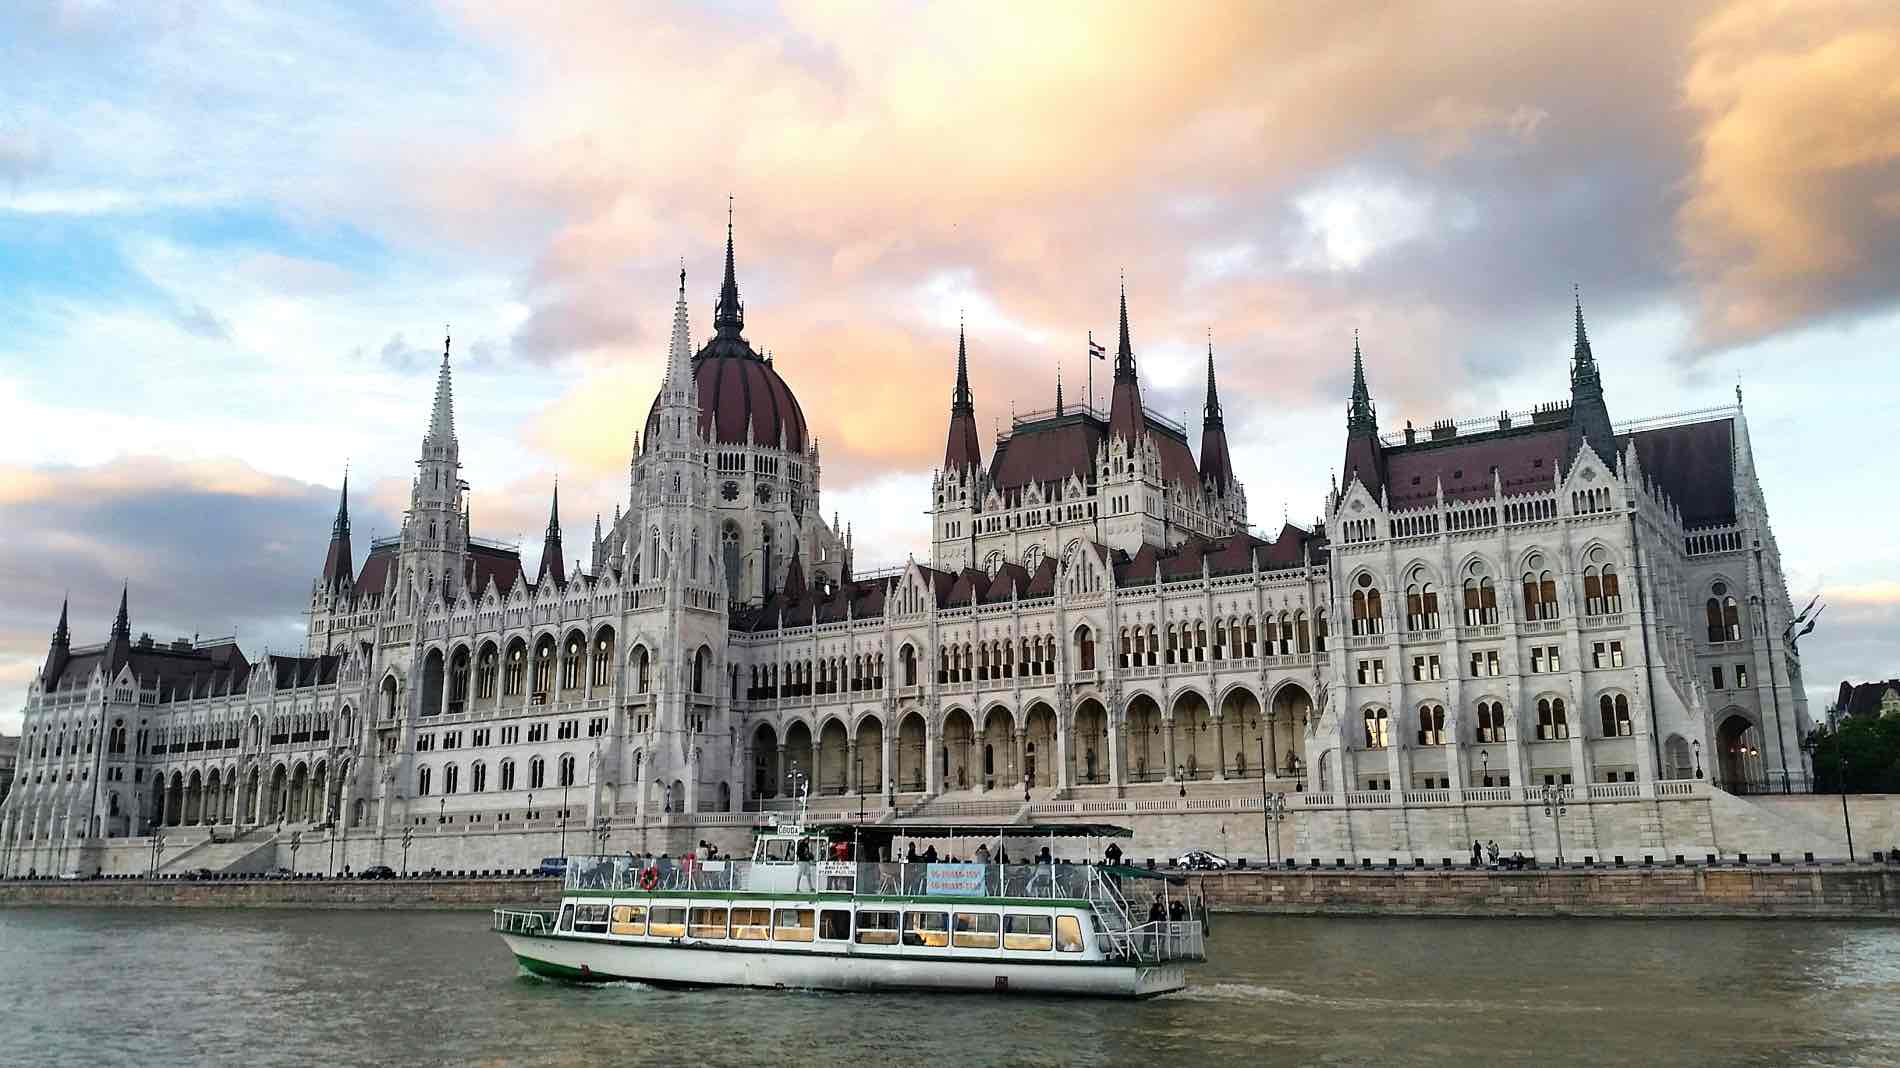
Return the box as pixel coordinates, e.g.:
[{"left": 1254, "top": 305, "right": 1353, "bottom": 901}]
[
  {"left": 1264, "top": 791, "right": 1287, "bottom": 866},
  {"left": 401, "top": 825, "right": 414, "bottom": 877},
  {"left": 1692, "top": 740, "right": 1703, "bottom": 780},
  {"left": 148, "top": 829, "right": 166, "bottom": 879},
  {"left": 1176, "top": 764, "right": 1186, "bottom": 799},
  {"left": 1541, "top": 784, "right": 1569, "bottom": 867},
  {"left": 1801, "top": 732, "right": 1855, "bottom": 862}
]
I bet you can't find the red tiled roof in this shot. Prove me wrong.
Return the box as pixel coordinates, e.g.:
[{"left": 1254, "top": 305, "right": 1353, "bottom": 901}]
[
  {"left": 467, "top": 543, "right": 524, "bottom": 595},
  {"left": 1384, "top": 426, "right": 1567, "bottom": 510},
  {"left": 356, "top": 545, "right": 397, "bottom": 597}
]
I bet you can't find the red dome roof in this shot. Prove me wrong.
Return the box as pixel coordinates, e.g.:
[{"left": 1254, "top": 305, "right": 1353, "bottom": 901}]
[{"left": 646, "top": 343, "right": 808, "bottom": 454}]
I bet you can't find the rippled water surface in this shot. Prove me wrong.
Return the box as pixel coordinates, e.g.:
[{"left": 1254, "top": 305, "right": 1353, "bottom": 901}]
[{"left": 2, "top": 908, "right": 1896, "bottom": 1066}]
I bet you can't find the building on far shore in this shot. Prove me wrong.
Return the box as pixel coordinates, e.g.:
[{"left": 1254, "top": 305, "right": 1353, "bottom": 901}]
[
  {"left": 0, "top": 734, "right": 15, "bottom": 809},
  {"left": 1831, "top": 679, "right": 1900, "bottom": 729},
  {"left": 3, "top": 222, "right": 1842, "bottom": 878}
]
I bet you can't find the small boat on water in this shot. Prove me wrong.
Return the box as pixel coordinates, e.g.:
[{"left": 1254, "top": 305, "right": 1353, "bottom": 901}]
[{"left": 492, "top": 807, "right": 1206, "bottom": 998}]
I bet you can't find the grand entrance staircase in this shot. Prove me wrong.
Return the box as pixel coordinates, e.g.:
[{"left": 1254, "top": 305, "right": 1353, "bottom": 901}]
[{"left": 154, "top": 826, "right": 281, "bottom": 875}]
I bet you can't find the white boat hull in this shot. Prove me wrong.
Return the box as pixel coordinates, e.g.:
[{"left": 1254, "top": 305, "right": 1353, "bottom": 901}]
[{"left": 500, "top": 932, "right": 1186, "bottom": 998}]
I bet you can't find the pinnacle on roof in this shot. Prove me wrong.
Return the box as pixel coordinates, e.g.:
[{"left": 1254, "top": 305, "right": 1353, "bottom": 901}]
[
  {"left": 1114, "top": 274, "right": 1136, "bottom": 381},
  {"left": 1055, "top": 361, "right": 1064, "bottom": 415},
  {"left": 942, "top": 316, "right": 983, "bottom": 472},
  {"left": 1202, "top": 335, "right": 1223, "bottom": 425},
  {"left": 111, "top": 584, "right": 130, "bottom": 642},
  {"left": 427, "top": 328, "right": 456, "bottom": 445},
  {"left": 714, "top": 197, "right": 745, "bottom": 340},
  {"left": 333, "top": 468, "right": 351, "bottom": 539},
  {"left": 320, "top": 468, "right": 355, "bottom": 594},
  {"left": 1347, "top": 329, "right": 1377, "bottom": 434},
  {"left": 664, "top": 263, "right": 694, "bottom": 389},
  {"left": 1564, "top": 288, "right": 1616, "bottom": 474},
  {"left": 53, "top": 596, "right": 70, "bottom": 646},
  {"left": 540, "top": 480, "right": 566, "bottom": 585},
  {"left": 1107, "top": 277, "right": 1147, "bottom": 443}
]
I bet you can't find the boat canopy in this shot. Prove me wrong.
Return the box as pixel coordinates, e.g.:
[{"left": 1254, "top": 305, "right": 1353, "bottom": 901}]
[{"left": 808, "top": 822, "right": 1133, "bottom": 842}]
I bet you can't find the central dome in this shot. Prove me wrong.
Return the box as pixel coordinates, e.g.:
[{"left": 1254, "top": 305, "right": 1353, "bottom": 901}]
[{"left": 643, "top": 217, "right": 808, "bottom": 454}]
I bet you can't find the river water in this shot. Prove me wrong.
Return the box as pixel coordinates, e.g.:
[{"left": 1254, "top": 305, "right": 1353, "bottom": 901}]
[{"left": 1, "top": 908, "right": 1895, "bottom": 1066}]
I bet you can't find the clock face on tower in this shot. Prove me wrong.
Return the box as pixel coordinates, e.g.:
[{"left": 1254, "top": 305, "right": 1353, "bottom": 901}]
[{"left": 721, "top": 481, "right": 740, "bottom": 502}]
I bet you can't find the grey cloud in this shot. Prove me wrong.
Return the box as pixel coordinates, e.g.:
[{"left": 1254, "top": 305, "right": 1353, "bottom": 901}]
[
  {"left": 0, "top": 125, "right": 47, "bottom": 183},
  {"left": 172, "top": 301, "right": 231, "bottom": 340}
]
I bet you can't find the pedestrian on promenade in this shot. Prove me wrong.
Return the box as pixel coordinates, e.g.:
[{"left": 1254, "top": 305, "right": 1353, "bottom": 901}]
[
  {"left": 1486, "top": 841, "right": 1501, "bottom": 868},
  {"left": 1471, "top": 840, "right": 1482, "bottom": 867}
]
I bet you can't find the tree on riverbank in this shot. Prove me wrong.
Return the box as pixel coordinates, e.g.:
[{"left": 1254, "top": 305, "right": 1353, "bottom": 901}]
[{"left": 1808, "top": 717, "right": 1900, "bottom": 793}]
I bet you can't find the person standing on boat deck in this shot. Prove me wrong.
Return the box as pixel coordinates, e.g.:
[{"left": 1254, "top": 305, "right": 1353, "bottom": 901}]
[
  {"left": 975, "top": 843, "right": 991, "bottom": 865},
  {"left": 1149, "top": 895, "right": 1166, "bottom": 922},
  {"left": 1104, "top": 842, "right": 1124, "bottom": 867},
  {"left": 923, "top": 844, "right": 938, "bottom": 864},
  {"left": 1168, "top": 899, "right": 1186, "bottom": 922}
]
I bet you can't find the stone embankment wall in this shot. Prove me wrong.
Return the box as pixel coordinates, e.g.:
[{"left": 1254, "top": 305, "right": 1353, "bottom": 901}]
[
  {"left": 3, "top": 866, "right": 1895, "bottom": 917},
  {"left": 0, "top": 876, "right": 558, "bottom": 910},
  {"left": 1191, "top": 865, "right": 1900, "bottom": 918}
]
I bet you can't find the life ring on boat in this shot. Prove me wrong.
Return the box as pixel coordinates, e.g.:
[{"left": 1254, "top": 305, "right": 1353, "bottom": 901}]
[{"left": 639, "top": 866, "right": 659, "bottom": 891}]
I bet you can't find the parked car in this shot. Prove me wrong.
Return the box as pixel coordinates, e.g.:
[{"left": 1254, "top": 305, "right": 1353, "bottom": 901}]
[
  {"left": 535, "top": 856, "right": 569, "bottom": 878},
  {"left": 1178, "top": 850, "right": 1230, "bottom": 871},
  {"left": 186, "top": 867, "right": 215, "bottom": 880},
  {"left": 360, "top": 865, "right": 397, "bottom": 880}
]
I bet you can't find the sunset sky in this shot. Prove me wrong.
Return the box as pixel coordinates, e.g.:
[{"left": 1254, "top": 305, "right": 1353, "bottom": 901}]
[{"left": 3, "top": 1, "right": 1898, "bottom": 731}]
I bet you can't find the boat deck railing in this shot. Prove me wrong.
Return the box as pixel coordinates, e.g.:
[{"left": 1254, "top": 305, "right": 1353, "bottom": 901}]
[
  {"left": 493, "top": 907, "right": 557, "bottom": 936},
  {"left": 563, "top": 856, "right": 1105, "bottom": 901},
  {"left": 1106, "top": 920, "right": 1206, "bottom": 964}
]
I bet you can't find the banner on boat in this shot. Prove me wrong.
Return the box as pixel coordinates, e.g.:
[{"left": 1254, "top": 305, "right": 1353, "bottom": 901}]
[{"left": 924, "top": 863, "right": 986, "bottom": 896}]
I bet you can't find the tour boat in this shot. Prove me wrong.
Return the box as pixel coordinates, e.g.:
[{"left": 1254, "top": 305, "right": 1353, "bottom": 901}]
[{"left": 492, "top": 810, "right": 1206, "bottom": 998}]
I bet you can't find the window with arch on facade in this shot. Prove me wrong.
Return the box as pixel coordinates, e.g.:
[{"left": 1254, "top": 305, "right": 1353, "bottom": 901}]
[
  {"left": 1417, "top": 704, "right": 1446, "bottom": 745},
  {"left": 561, "top": 636, "right": 584, "bottom": 690},
  {"left": 529, "top": 756, "right": 546, "bottom": 789},
  {"left": 1463, "top": 560, "right": 1499, "bottom": 625},
  {"left": 444, "top": 764, "right": 460, "bottom": 795},
  {"left": 1599, "top": 694, "right": 1633, "bottom": 737},
  {"left": 472, "top": 762, "right": 488, "bottom": 793},
  {"left": 1522, "top": 554, "right": 1559, "bottom": 620},
  {"left": 591, "top": 634, "right": 614, "bottom": 687},
  {"left": 417, "top": 766, "right": 432, "bottom": 796},
  {"left": 900, "top": 644, "right": 917, "bottom": 686},
  {"left": 500, "top": 759, "right": 516, "bottom": 791},
  {"left": 1405, "top": 569, "right": 1440, "bottom": 631},
  {"left": 532, "top": 641, "right": 555, "bottom": 695},
  {"left": 1350, "top": 574, "right": 1384, "bottom": 635},
  {"left": 693, "top": 647, "right": 710, "bottom": 694},
  {"left": 1582, "top": 547, "right": 1621, "bottom": 615},
  {"left": 1076, "top": 626, "right": 1095, "bottom": 672},
  {"left": 1477, "top": 700, "right": 1507, "bottom": 743},
  {"left": 1315, "top": 610, "right": 1329, "bottom": 652},
  {"left": 1706, "top": 583, "right": 1741, "bottom": 642},
  {"left": 504, "top": 646, "right": 525, "bottom": 696},
  {"left": 1536, "top": 698, "right": 1569, "bottom": 740},
  {"left": 559, "top": 754, "right": 576, "bottom": 787},
  {"left": 635, "top": 647, "right": 652, "bottom": 692},
  {"left": 1363, "top": 707, "right": 1390, "bottom": 749},
  {"left": 476, "top": 648, "right": 498, "bottom": 699}
]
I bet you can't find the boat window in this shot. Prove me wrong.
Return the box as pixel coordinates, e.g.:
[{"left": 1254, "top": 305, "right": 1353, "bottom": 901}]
[
  {"left": 1004, "top": 914, "right": 1052, "bottom": 951},
  {"left": 855, "top": 910, "right": 900, "bottom": 946},
  {"left": 648, "top": 906, "right": 687, "bottom": 938},
  {"left": 773, "top": 908, "right": 815, "bottom": 942},
  {"left": 760, "top": 838, "right": 796, "bottom": 863},
  {"left": 689, "top": 907, "right": 728, "bottom": 940},
  {"left": 903, "top": 911, "right": 950, "bottom": 948},
  {"left": 557, "top": 904, "right": 575, "bottom": 932},
  {"left": 1055, "top": 915, "right": 1085, "bottom": 953},
  {"left": 818, "top": 909, "right": 852, "bottom": 941},
  {"left": 953, "top": 912, "right": 1000, "bottom": 950},
  {"left": 610, "top": 904, "right": 647, "bottom": 936},
  {"left": 573, "top": 904, "right": 611, "bottom": 934},
  {"left": 731, "top": 907, "right": 771, "bottom": 940}
]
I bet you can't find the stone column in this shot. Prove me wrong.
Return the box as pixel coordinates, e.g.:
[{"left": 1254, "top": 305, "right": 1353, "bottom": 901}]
[
  {"left": 924, "top": 714, "right": 942, "bottom": 797},
  {"left": 880, "top": 727, "right": 895, "bottom": 806},
  {"left": 1213, "top": 710, "right": 1227, "bottom": 782}
]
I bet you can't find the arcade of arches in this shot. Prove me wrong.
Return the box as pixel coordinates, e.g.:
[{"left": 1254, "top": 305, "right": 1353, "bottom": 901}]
[{"left": 739, "top": 684, "right": 1312, "bottom": 800}]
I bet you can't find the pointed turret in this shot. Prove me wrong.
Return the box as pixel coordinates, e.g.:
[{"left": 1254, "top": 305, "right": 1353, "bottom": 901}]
[
  {"left": 104, "top": 584, "right": 133, "bottom": 673},
  {"left": 713, "top": 198, "right": 744, "bottom": 341},
  {"left": 1107, "top": 277, "right": 1146, "bottom": 443},
  {"left": 942, "top": 320, "right": 983, "bottom": 472},
  {"left": 427, "top": 330, "right": 456, "bottom": 448},
  {"left": 666, "top": 265, "right": 694, "bottom": 384},
  {"left": 1341, "top": 331, "right": 1387, "bottom": 499},
  {"left": 1565, "top": 288, "right": 1616, "bottom": 473},
  {"left": 41, "top": 597, "right": 71, "bottom": 688},
  {"left": 319, "top": 469, "right": 354, "bottom": 595},
  {"left": 539, "top": 481, "right": 566, "bottom": 586},
  {"left": 1199, "top": 339, "right": 1234, "bottom": 490}
]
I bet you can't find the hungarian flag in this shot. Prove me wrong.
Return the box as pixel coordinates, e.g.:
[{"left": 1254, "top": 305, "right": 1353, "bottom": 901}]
[{"left": 1088, "top": 333, "right": 1105, "bottom": 360}]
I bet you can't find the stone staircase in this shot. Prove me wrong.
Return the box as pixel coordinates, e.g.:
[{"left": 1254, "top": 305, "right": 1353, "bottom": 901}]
[
  {"left": 156, "top": 826, "right": 280, "bottom": 874},
  {"left": 1706, "top": 789, "right": 1851, "bottom": 859}
]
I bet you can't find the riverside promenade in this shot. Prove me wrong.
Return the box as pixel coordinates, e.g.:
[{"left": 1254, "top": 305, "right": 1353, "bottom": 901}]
[{"left": 2, "top": 862, "right": 1895, "bottom": 918}]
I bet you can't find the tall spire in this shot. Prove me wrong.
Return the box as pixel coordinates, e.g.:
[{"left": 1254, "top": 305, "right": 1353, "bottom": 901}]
[
  {"left": 665, "top": 264, "right": 694, "bottom": 387},
  {"left": 942, "top": 317, "right": 983, "bottom": 472},
  {"left": 1347, "top": 329, "right": 1377, "bottom": 434},
  {"left": 1055, "top": 361, "right": 1064, "bottom": 415},
  {"left": 111, "top": 584, "right": 130, "bottom": 642},
  {"left": 320, "top": 468, "right": 355, "bottom": 594},
  {"left": 540, "top": 480, "right": 566, "bottom": 586},
  {"left": 1341, "top": 330, "right": 1387, "bottom": 499},
  {"left": 714, "top": 196, "right": 744, "bottom": 340},
  {"left": 427, "top": 327, "right": 457, "bottom": 446},
  {"left": 1565, "top": 288, "right": 1616, "bottom": 472},
  {"left": 41, "top": 596, "right": 72, "bottom": 688},
  {"left": 1107, "top": 276, "right": 1146, "bottom": 443},
  {"left": 1199, "top": 338, "right": 1234, "bottom": 491}
]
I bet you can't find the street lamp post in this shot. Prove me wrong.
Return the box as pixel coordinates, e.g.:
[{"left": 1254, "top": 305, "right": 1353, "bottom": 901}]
[
  {"left": 149, "top": 829, "right": 167, "bottom": 878},
  {"left": 1541, "top": 784, "right": 1569, "bottom": 867},
  {"left": 560, "top": 772, "right": 572, "bottom": 862},
  {"left": 1264, "top": 791, "right": 1287, "bottom": 867},
  {"left": 401, "top": 825, "right": 414, "bottom": 877},
  {"left": 289, "top": 830, "right": 302, "bottom": 877},
  {"left": 1176, "top": 764, "right": 1186, "bottom": 799},
  {"left": 1692, "top": 739, "right": 1703, "bottom": 780},
  {"left": 1803, "top": 732, "right": 1855, "bottom": 862}
]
